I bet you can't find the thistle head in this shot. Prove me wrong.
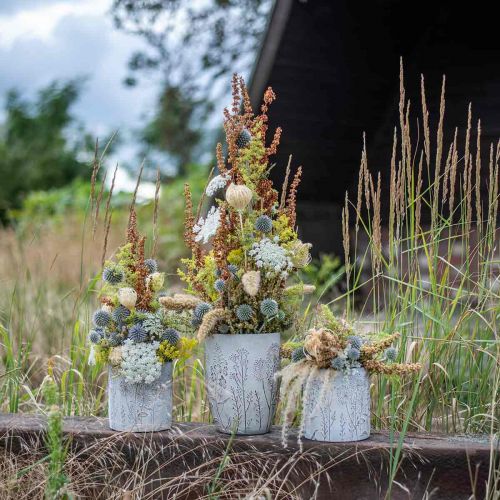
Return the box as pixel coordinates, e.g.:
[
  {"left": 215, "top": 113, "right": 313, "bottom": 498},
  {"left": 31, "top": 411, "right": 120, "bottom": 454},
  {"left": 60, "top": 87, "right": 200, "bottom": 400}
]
[
  {"left": 128, "top": 323, "right": 148, "bottom": 343},
  {"left": 89, "top": 330, "right": 103, "bottom": 344},
  {"left": 93, "top": 309, "right": 111, "bottom": 328},
  {"left": 235, "top": 128, "right": 251, "bottom": 149},
  {"left": 103, "top": 265, "right": 124, "bottom": 285},
  {"left": 144, "top": 258, "right": 158, "bottom": 274},
  {"left": 347, "top": 335, "right": 363, "bottom": 350},
  {"left": 385, "top": 346, "right": 397, "bottom": 361},
  {"left": 236, "top": 304, "right": 253, "bottom": 322},
  {"left": 260, "top": 298, "right": 279, "bottom": 317},
  {"left": 194, "top": 302, "right": 212, "bottom": 321},
  {"left": 112, "top": 305, "right": 130, "bottom": 324},
  {"left": 346, "top": 347, "right": 360, "bottom": 361},
  {"left": 161, "top": 327, "right": 180, "bottom": 345},
  {"left": 255, "top": 215, "right": 273, "bottom": 233},
  {"left": 214, "top": 279, "right": 225, "bottom": 293}
]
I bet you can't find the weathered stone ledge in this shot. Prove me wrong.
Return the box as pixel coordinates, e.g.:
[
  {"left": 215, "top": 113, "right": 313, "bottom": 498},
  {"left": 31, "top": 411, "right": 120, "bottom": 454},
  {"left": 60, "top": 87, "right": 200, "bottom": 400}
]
[{"left": 0, "top": 413, "right": 496, "bottom": 499}]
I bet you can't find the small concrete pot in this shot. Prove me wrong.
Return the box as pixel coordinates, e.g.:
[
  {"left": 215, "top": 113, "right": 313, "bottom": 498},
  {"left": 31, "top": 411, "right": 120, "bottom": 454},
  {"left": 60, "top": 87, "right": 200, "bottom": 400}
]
[
  {"left": 205, "top": 332, "right": 280, "bottom": 435},
  {"left": 108, "top": 362, "right": 173, "bottom": 432},
  {"left": 303, "top": 367, "right": 370, "bottom": 442}
]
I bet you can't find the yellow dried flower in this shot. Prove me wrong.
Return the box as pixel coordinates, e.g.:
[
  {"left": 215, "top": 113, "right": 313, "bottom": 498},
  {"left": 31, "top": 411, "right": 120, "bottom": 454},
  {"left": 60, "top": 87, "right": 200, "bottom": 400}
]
[
  {"left": 303, "top": 328, "right": 342, "bottom": 368},
  {"left": 160, "top": 294, "right": 202, "bottom": 311},
  {"left": 118, "top": 287, "right": 137, "bottom": 309},
  {"left": 289, "top": 240, "right": 312, "bottom": 268},
  {"left": 197, "top": 308, "right": 230, "bottom": 342},
  {"left": 226, "top": 183, "right": 253, "bottom": 210},
  {"left": 108, "top": 346, "right": 123, "bottom": 367},
  {"left": 241, "top": 270, "right": 261, "bottom": 297},
  {"left": 146, "top": 272, "right": 165, "bottom": 292}
]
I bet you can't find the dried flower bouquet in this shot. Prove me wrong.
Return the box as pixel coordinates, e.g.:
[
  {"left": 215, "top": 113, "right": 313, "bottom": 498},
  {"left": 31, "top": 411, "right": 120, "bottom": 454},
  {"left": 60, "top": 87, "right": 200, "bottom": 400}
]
[
  {"left": 177, "top": 74, "right": 314, "bottom": 342},
  {"left": 88, "top": 208, "right": 197, "bottom": 383},
  {"left": 279, "top": 305, "right": 421, "bottom": 443}
]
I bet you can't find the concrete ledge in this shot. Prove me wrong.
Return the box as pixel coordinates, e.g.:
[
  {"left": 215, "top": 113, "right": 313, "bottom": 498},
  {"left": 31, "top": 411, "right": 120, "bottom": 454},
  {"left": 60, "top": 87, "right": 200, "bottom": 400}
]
[{"left": 0, "top": 413, "right": 496, "bottom": 499}]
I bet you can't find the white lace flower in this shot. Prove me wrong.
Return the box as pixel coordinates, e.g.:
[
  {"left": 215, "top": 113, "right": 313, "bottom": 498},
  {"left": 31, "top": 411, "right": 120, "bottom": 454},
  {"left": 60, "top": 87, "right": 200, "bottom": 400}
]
[
  {"left": 120, "top": 340, "right": 161, "bottom": 384},
  {"left": 206, "top": 174, "right": 230, "bottom": 196},
  {"left": 248, "top": 238, "right": 293, "bottom": 279},
  {"left": 193, "top": 206, "right": 220, "bottom": 244}
]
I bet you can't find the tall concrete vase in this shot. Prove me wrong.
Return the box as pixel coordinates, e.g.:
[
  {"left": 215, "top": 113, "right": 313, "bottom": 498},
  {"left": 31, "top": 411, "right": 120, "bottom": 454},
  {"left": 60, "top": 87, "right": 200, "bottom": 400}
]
[
  {"left": 303, "top": 367, "right": 370, "bottom": 442},
  {"left": 108, "top": 362, "right": 173, "bottom": 432},
  {"left": 205, "top": 333, "right": 281, "bottom": 435}
]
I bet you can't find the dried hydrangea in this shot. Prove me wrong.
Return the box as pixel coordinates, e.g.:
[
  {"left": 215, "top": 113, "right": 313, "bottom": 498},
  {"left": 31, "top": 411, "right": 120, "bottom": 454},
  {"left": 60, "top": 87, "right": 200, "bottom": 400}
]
[
  {"left": 193, "top": 206, "right": 220, "bottom": 244},
  {"left": 120, "top": 340, "right": 161, "bottom": 384},
  {"left": 205, "top": 173, "right": 230, "bottom": 196},
  {"left": 248, "top": 237, "right": 292, "bottom": 278}
]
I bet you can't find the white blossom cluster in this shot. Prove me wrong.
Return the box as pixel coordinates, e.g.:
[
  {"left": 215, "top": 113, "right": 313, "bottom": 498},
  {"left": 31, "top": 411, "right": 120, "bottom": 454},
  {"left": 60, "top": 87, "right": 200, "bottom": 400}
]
[
  {"left": 193, "top": 206, "right": 220, "bottom": 244},
  {"left": 205, "top": 173, "right": 230, "bottom": 196},
  {"left": 248, "top": 237, "right": 293, "bottom": 278},
  {"left": 120, "top": 340, "right": 161, "bottom": 384}
]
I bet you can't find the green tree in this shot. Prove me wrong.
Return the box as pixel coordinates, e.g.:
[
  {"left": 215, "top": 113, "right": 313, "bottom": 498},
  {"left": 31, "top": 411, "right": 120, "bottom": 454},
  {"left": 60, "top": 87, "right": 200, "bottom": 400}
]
[
  {"left": 112, "top": 0, "right": 272, "bottom": 168},
  {"left": 0, "top": 80, "right": 90, "bottom": 224},
  {"left": 141, "top": 86, "right": 203, "bottom": 176}
]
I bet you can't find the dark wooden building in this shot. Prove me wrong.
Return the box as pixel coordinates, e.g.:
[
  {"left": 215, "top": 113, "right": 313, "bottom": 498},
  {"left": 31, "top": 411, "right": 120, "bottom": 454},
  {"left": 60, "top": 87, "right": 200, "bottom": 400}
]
[{"left": 249, "top": 0, "right": 500, "bottom": 256}]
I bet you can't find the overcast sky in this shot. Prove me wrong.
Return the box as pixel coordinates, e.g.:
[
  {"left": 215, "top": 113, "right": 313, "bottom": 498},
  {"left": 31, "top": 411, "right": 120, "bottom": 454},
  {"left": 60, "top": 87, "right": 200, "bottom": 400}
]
[{"left": 0, "top": 0, "right": 161, "bottom": 184}]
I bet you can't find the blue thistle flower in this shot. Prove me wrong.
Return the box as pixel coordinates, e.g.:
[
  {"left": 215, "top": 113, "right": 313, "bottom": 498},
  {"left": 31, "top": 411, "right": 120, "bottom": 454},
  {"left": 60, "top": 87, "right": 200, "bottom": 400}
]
[
  {"left": 385, "top": 347, "right": 397, "bottom": 361},
  {"left": 236, "top": 304, "right": 253, "bottom": 322},
  {"left": 93, "top": 309, "right": 111, "bottom": 328},
  {"left": 255, "top": 215, "right": 273, "bottom": 233},
  {"left": 218, "top": 323, "right": 230, "bottom": 334},
  {"left": 277, "top": 310, "right": 286, "bottom": 322},
  {"left": 331, "top": 356, "right": 347, "bottom": 370},
  {"left": 228, "top": 264, "right": 238, "bottom": 276},
  {"left": 128, "top": 323, "right": 148, "bottom": 343},
  {"left": 235, "top": 128, "right": 251, "bottom": 148},
  {"left": 194, "top": 302, "right": 212, "bottom": 320},
  {"left": 144, "top": 258, "right": 158, "bottom": 273},
  {"left": 161, "top": 328, "right": 180, "bottom": 345},
  {"left": 102, "top": 266, "right": 124, "bottom": 285},
  {"left": 348, "top": 335, "right": 363, "bottom": 350},
  {"left": 214, "top": 279, "right": 225, "bottom": 293},
  {"left": 108, "top": 332, "right": 122, "bottom": 347},
  {"left": 260, "top": 298, "right": 279, "bottom": 317},
  {"left": 112, "top": 305, "right": 130, "bottom": 324},
  {"left": 291, "top": 347, "right": 306, "bottom": 363},
  {"left": 215, "top": 268, "right": 222, "bottom": 278},
  {"left": 89, "top": 330, "right": 102, "bottom": 344},
  {"left": 346, "top": 347, "right": 360, "bottom": 361}
]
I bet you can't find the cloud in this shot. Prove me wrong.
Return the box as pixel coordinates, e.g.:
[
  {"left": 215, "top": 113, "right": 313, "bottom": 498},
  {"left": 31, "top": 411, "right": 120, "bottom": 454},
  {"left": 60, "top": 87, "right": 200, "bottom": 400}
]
[{"left": 0, "top": 1, "right": 160, "bottom": 150}]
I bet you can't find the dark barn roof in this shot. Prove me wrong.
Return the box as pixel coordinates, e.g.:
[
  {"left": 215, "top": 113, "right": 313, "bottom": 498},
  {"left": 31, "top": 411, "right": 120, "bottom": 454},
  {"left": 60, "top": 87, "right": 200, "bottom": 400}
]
[{"left": 249, "top": 0, "right": 500, "bottom": 256}]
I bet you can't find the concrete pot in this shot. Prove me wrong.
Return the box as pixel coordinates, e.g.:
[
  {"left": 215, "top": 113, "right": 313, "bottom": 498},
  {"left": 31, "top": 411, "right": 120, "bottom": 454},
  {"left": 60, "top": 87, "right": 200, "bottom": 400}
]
[
  {"left": 303, "top": 367, "right": 370, "bottom": 442},
  {"left": 108, "top": 362, "right": 173, "bottom": 432},
  {"left": 205, "top": 332, "right": 280, "bottom": 435}
]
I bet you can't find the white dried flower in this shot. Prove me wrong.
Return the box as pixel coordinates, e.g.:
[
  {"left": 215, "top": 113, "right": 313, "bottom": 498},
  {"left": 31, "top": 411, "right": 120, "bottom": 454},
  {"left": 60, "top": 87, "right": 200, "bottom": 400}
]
[
  {"left": 248, "top": 238, "right": 293, "bottom": 279},
  {"left": 225, "top": 183, "right": 253, "bottom": 210},
  {"left": 193, "top": 206, "right": 220, "bottom": 244},
  {"left": 120, "top": 340, "right": 161, "bottom": 384},
  {"left": 146, "top": 272, "right": 165, "bottom": 292},
  {"left": 241, "top": 270, "right": 261, "bottom": 297},
  {"left": 206, "top": 173, "right": 230, "bottom": 196},
  {"left": 118, "top": 287, "right": 137, "bottom": 309},
  {"left": 102, "top": 304, "right": 113, "bottom": 313},
  {"left": 88, "top": 344, "right": 96, "bottom": 366}
]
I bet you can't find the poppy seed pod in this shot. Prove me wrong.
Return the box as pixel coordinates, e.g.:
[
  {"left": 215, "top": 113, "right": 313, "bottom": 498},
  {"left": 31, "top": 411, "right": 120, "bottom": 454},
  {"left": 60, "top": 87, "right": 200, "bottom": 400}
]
[{"left": 226, "top": 183, "right": 253, "bottom": 210}]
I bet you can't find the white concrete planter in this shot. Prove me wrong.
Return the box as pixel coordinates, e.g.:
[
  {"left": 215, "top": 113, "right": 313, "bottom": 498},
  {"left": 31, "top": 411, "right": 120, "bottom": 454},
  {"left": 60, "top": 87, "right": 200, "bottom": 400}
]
[
  {"left": 108, "top": 362, "right": 173, "bottom": 432},
  {"left": 303, "top": 367, "right": 370, "bottom": 442},
  {"left": 205, "top": 332, "right": 280, "bottom": 435}
]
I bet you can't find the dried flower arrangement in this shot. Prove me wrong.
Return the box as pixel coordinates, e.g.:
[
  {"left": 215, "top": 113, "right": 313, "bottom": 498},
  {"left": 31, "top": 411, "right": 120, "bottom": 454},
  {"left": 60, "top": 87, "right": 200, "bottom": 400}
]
[
  {"left": 177, "top": 75, "right": 314, "bottom": 341},
  {"left": 279, "top": 305, "right": 421, "bottom": 444},
  {"left": 88, "top": 208, "right": 197, "bottom": 384}
]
